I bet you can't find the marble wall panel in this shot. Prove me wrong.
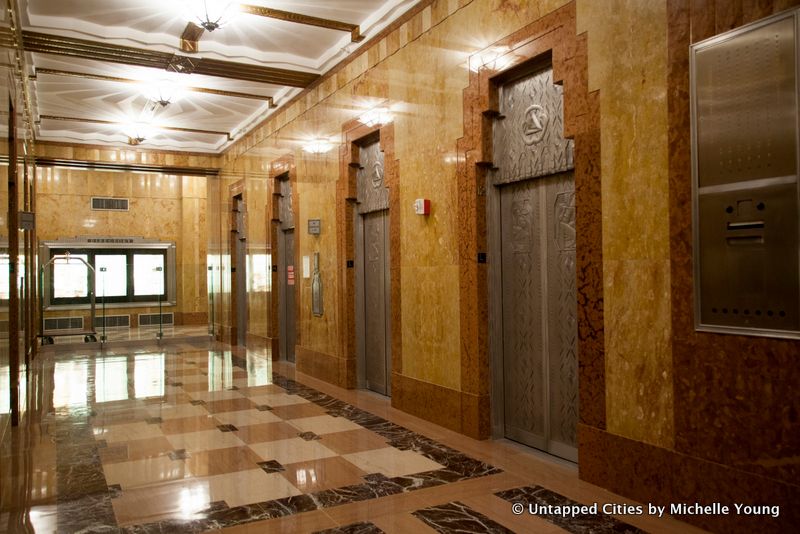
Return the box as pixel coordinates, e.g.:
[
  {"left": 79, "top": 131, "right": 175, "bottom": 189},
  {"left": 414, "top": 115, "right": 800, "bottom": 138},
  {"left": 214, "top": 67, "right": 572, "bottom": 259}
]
[{"left": 576, "top": 0, "right": 674, "bottom": 448}]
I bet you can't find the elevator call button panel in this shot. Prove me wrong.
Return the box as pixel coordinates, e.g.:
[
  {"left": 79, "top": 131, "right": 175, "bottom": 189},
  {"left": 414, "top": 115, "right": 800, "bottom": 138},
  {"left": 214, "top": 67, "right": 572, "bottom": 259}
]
[{"left": 691, "top": 10, "right": 800, "bottom": 338}]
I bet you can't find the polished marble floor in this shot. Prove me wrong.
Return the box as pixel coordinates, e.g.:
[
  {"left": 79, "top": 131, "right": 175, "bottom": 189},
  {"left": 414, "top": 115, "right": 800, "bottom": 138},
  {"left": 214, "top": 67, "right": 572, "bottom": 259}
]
[
  {"left": 49, "top": 325, "right": 210, "bottom": 345},
  {"left": 0, "top": 342, "right": 707, "bottom": 533}
]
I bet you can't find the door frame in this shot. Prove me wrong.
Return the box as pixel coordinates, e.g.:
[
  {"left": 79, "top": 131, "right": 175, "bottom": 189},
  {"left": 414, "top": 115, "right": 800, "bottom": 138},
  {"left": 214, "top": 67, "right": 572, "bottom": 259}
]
[
  {"left": 456, "top": 2, "right": 605, "bottom": 440},
  {"left": 336, "top": 117, "right": 400, "bottom": 390}
]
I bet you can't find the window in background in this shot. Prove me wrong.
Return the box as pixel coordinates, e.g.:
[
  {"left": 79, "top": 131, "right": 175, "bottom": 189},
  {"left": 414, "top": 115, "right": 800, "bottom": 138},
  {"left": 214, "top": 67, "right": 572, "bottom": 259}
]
[
  {"left": 53, "top": 254, "right": 89, "bottom": 299},
  {"left": 133, "top": 254, "right": 165, "bottom": 296},
  {"left": 95, "top": 254, "right": 128, "bottom": 298}
]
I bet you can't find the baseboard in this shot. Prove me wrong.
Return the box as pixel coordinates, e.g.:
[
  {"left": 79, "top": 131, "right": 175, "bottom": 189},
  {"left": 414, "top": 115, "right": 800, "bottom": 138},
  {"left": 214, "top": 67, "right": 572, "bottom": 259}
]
[
  {"left": 392, "top": 373, "right": 463, "bottom": 435},
  {"left": 578, "top": 424, "right": 799, "bottom": 534}
]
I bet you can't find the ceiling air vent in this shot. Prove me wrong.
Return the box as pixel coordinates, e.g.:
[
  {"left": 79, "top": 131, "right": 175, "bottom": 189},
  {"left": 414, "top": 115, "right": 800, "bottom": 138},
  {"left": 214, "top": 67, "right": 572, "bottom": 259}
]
[{"left": 91, "top": 197, "right": 129, "bottom": 211}]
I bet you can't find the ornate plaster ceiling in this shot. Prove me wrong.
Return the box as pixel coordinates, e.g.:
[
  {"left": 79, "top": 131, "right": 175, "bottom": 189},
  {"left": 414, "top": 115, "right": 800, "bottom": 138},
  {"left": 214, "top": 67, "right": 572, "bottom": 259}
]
[{"left": 11, "top": 0, "right": 421, "bottom": 153}]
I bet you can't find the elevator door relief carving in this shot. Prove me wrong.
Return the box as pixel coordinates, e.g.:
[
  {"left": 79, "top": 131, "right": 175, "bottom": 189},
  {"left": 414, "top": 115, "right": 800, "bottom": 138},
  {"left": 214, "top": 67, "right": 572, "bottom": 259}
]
[
  {"left": 493, "top": 68, "right": 574, "bottom": 186},
  {"left": 279, "top": 177, "right": 294, "bottom": 230},
  {"left": 357, "top": 140, "right": 389, "bottom": 214}
]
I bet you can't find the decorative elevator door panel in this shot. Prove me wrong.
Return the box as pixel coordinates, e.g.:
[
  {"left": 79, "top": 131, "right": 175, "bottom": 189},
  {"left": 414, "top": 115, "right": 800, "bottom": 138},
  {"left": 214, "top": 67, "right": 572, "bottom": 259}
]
[
  {"left": 357, "top": 138, "right": 389, "bottom": 214},
  {"left": 279, "top": 177, "right": 294, "bottom": 230},
  {"left": 363, "top": 209, "right": 390, "bottom": 395},
  {"left": 492, "top": 68, "right": 574, "bottom": 186}
]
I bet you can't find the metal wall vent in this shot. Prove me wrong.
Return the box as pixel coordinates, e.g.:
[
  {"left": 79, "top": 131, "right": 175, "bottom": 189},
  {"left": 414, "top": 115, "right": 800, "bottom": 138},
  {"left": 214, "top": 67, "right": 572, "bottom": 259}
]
[
  {"left": 44, "top": 317, "right": 84, "bottom": 331},
  {"left": 138, "top": 312, "right": 174, "bottom": 326},
  {"left": 91, "top": 197, "right": 129, "bottom": 211},
  {"left": 94, "top": 315, "right": 130, "bottom": 328}
]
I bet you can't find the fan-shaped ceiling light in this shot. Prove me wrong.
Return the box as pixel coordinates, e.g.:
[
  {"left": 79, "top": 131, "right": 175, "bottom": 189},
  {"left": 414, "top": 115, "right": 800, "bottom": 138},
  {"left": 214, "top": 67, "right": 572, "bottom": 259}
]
[
  {"left": 302, "top": 139, "right": 334, "bottom": 154},
  {"left": 358, "top": 107, "right": 393, "bottom": 127},
  {"left": 124, "top": 121, "right": 154, "bottom": 145},
  {"left": 188, "top": 0, "right": 237, "bottom": 32},
  {"left": 145, "top": 80, "right": 184, "bottom": 108}
]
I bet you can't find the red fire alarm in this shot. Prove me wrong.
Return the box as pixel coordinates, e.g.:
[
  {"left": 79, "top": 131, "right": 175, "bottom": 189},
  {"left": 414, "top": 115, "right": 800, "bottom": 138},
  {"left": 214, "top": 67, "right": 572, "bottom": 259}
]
[{"left": 413, "top": 198, "right": 431, "bottom": 216}]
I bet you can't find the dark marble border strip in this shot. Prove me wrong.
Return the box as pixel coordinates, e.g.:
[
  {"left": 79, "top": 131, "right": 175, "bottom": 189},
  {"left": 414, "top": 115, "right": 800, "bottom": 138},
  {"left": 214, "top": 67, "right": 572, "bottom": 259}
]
[
  {"left": 312, "top": 521, "right": 385, "bottom": 533},
  {"left": 495, "top": 485, "right": 645, "bottom": 533},
  {"left": 412, "top": 501, "right": 514, "bottom": 533},
  {"left": 120, "top": 356, "right": 502, "bottom": 533}
]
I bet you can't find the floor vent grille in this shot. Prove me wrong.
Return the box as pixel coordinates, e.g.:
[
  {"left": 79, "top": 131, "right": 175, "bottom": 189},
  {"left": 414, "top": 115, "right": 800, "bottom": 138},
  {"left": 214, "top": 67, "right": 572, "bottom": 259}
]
[
  {"left": 44, "top": 317, "right": 84, "bottom": 331},
  {"left": 138, "top": 312, "right": 174, "bottom": 326},
  {"left": 94, "top": 315, "right": 130, "bottom": 328}
]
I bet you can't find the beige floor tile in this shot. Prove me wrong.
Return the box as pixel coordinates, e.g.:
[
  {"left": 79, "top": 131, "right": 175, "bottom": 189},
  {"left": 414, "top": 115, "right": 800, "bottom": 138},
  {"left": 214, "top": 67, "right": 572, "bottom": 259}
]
[
  {"left": 183, "top": 446, "right": 263, "bottom": 477},
  {"left": 93, "top": 421, "right": 164, "bottom": 443},
  {"left": 189, "top": 389, "right": 244, "bottom": 403},
  {"left": 103, "top": 455, "right": 188, "bottom": 489},
  {"left": 235, "top": 421, "right": 302, "bottom": 445},
  {"left": 372, "top": 512, "right": 440, "bottom": 534},
  {"left": 99, "top": 436, "right": 173, "bottom": 464},
  {"left": 280, "top": 456, "right": 368, "bottom": 492},
  {"left": 160, "top": 415, "right": 220, "bottom": 435},
  {"left": 237, "top": 384, "right": 285, "bottom": 398},
  {"left": 112, "top": 477, "right": 219, "bottom": 526},
  {"left": 204, "top": 397, "right": 255, "bottom": 414},
  {"left": 269, "top": 402, "right": 328, "bottom": 420},
  {"left": 212, "top": 409, "right": 281, "bottom": 427},
  {"left": 146, "top": 402, "right": 208, "bottom": 420},
  {"left": 317, "top": 429, "right": 390, "bottom": 455},
  {"left": 288, "top": 415, "right": 363, "bottom": 435},
  {"left": 247, "top": 392, "right": 310, "bottom": 407},
  {"left": 166, "top": 429, "right": 245, "bottom": 453},
  {"left": 343, "top": 447, "right": 444, "bottom": 478},
  {"left": 248, "top": 437, "right": 337, "bottom": 465},
  {"left": 207, "top": 469, "right": 301, "bottom": 507}
]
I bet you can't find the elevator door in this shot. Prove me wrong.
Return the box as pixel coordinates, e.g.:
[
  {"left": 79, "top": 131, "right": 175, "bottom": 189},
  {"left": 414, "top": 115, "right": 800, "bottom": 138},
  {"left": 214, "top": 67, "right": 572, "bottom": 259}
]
[
  {"left": 499, "top": 174, "right": 578, "bottom": 461},
  {"left": 280, "top": 229, "right": 296, "bottom": 362},
  {"left": 234, "top": 196, "right": 247, "bottom": 346},
  {"left": 363, "top": 209, "right": 390, "bottom": 394}
]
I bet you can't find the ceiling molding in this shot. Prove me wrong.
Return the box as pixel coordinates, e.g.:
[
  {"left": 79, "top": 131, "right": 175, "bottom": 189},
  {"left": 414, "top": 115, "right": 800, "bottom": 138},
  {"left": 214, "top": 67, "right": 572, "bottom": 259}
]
[
  {"left": 20, "top": 30, "right": 320, "bottom": 87},
  {"left": 33, "top": 68, "right": 276, "bottom": 105},
  {"left": 179, "top": 22, "right": 204, "bottom": 53},
  {"left": 33, "top": 156, "right": 220, "bottom": 177},
  {"left": 239, "top": 5, "right": 366, "bottom": 43},
  {"left": 38, "top": 114, "right": 232, "bottom": 140}
]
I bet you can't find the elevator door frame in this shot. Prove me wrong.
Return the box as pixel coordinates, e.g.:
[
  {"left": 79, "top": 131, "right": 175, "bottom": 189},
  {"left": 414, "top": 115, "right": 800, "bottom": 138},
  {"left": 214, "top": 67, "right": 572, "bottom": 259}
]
[{"left": 355, "top": 208, "right": 391, "bottom": 395}]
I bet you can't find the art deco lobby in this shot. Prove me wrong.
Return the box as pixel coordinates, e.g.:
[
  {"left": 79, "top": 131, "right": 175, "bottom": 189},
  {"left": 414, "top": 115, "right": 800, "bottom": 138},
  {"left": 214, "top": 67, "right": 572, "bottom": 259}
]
[{"left": 0, "top": 1, "right": 798, "bottom": 533}]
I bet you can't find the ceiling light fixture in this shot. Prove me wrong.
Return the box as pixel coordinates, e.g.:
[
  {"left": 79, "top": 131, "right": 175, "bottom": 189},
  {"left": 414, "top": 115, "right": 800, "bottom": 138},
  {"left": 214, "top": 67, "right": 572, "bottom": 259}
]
[
  {"left": 302, "top": 139, "right": 334, "bottom": 154},
  {"left": 123, "top": 121, "right": 154, "bottom": 146},
  {"left": 358, "top": 107, "right": 392, "bottom": 127},
  {"left": 187, "top": 0, "right": 237, "bottom": 32},
  {"left": 145, "top": 80, "right": 184, "bottom": 108}
]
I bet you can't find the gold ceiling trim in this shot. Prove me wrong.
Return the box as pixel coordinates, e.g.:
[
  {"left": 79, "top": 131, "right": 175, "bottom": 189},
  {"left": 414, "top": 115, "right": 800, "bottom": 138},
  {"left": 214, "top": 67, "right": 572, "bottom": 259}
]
[
  {"left": 34, "top": 68, "right": 277, "bottom": 106},
  {"left": 20, "top": 30, "right": 319, "bottom": 88},
  {"left": 239, "top": 5, "right": 365, "bottom": 42},
  {"left": 38, "top": 114, "right": 233, "bottom": 140},
  {"left": 180, "top": 22, "right": 204, "bottom": 53}
]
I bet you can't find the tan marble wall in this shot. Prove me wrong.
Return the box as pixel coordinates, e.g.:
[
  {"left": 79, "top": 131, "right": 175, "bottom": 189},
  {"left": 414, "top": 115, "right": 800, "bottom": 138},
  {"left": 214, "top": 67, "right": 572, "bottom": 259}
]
[
  {"left": 576, "top": 0, "right": 673, "bottom": 448},
  {"left": 214, "top": 0, "right": 673, "bottom": 442},
  {"left": 36, "top": 166, "right": 210, "bottom": 322}
]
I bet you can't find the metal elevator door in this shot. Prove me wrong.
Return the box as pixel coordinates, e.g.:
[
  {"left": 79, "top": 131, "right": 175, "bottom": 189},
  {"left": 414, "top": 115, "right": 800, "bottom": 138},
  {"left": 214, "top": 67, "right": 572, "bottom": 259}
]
[
  {"left": 234, "top": 196, "right": 247, "bottom": 346},
  {"left": 280, "top": 229, "right": 296, "bottom": 362},
  {"left": 499, "top": 174, "right": 578, "bottom": 461},
  {"left": 362, "top": 209, "right": 390, "bottom": 395}
]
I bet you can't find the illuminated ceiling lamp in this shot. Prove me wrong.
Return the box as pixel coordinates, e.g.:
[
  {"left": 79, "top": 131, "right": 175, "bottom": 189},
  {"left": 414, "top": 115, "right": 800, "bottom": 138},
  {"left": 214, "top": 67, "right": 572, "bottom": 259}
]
[
  {"left": 187, "top": 0, "right": 237, "bottom": 32},
  {"left": 358, "top": 107, "right": 392, "bottom": 127},
  {"left": 145, "top": 80, "right": 184, "bottom": 108},
  {"left": 302, "top": 139, "right": 334, "bottom": 154},
  {"left": 124, "top": 121, "right": 154, "bottom": 146}
]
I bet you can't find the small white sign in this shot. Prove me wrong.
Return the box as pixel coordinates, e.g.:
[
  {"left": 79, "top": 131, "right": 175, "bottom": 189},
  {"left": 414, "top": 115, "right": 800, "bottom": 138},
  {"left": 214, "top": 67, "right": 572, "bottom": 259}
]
[{"left": 302, "top": 255, "right": 311, "bottom": 278}]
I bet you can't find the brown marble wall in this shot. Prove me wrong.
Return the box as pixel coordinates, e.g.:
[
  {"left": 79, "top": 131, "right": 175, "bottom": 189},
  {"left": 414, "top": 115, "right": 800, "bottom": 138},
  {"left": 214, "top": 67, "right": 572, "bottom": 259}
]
[{"left": 667, "top": 0, "right": 800, "bottom": 493}]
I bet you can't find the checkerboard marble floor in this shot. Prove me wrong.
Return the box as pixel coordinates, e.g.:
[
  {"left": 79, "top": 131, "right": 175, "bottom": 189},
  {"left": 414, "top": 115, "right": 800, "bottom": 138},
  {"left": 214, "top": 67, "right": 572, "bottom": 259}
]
[{"left": 0, "top": 342, "right": 708, "bottom": 533}]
